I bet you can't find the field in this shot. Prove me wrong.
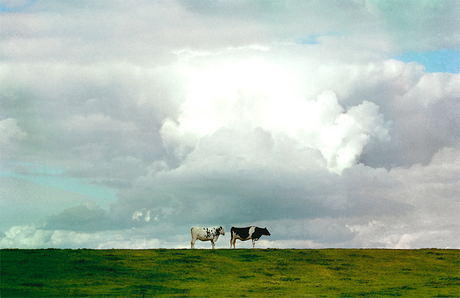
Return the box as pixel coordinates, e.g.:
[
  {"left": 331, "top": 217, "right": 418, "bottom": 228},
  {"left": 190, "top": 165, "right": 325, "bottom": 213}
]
[{"left": 1, "top": 248, "right": 459, "bottom": 297}]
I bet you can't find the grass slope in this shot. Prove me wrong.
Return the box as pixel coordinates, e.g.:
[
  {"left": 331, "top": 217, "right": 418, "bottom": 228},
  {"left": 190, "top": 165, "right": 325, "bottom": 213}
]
[{"left": 1, "top": 249, "right": 459, "bottom": 297}]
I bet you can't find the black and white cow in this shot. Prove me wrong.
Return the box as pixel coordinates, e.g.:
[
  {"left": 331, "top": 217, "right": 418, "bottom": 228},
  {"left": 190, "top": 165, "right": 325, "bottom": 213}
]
[
  {"left": 230, "top": 226, "right": 271, "bottom": 248},
  {"left": 191, "top": 226, "right": 225, "bottom": 249}
]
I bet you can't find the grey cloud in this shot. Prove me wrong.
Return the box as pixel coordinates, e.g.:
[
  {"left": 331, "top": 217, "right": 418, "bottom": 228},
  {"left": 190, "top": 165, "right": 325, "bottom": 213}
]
[
  {"left": 45, "top": 204, "right": 109, "bottom": 232},
  {"left": 4, "top": 0, "right": 456, "bottom": 66},
  {"left": 371, "top": 0, "right": 460, "bottom": 51},
  {"left": 318, "top": 59, "right": 460, "bottom": 169},
  {"left": 0, "top": 177, "right": 100, "bottom": 232},
  {"left": 0, "top": 118, "right": 27, "bottom": 157},
  {"left": 108, "top": 126, "right": 413, "bottom": 232},
  {"left": 179, "top": 0, "right": 460, "bottom": 52},
  {"left": 0, "top": 61, "right": 183, "bottom": 179},
  {"left": 179, "top": 1, "right": 373, "bottom": 35},
  {"left": 360, "top": 71, "right": 460, "bottom": 168},
  {"left": 267, "top": 218, "right": 359, "bottom": 245}
]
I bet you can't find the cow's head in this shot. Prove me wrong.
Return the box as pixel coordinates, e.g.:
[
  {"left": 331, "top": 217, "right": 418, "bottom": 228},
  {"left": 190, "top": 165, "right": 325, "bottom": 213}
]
[
  {"left": 263, "top": 227, "right": 271, "bottom": 236},
  {"left": 218, "top": 226, "right": 225, "bottom": 236}
]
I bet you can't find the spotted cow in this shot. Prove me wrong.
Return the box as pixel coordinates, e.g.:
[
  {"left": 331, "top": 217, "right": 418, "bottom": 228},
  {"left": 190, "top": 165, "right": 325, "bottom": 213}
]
[
  {"left": 230, "top": 226, "right": 271, "bottom": 248},
  {"left": 191, "top": 226, "right": 225, "bottom": 249}
]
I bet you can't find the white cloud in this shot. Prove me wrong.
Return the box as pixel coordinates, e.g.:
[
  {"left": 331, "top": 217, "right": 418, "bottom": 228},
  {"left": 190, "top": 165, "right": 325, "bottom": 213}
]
[
  {"left": 132, "top": 209, "right": 152, "bottom": 222},
  {"left": 0, "top": 224, "right": 186, "bottom": 249},
  {"left": 1, "top": 225, "right": 51, "bottom": 249},
  {"left": 160, "top": 55, "right": 393, "bottom": 174}
]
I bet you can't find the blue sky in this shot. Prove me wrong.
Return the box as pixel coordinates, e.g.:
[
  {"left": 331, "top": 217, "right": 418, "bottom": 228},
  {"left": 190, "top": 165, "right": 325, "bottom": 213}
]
[
  {"left": 1, "top": 167, "right": 118, "bottom": 209},
  {"left": 299, "top": 31, "right": 459, "bottom": 73},
  {"left": 1, "top": 0, "right": 459, "bottom": 249},
  {"left": 0, "top": 0, "right": 35, "bottom": 12},
  {"left": 394, "top": 49, "right": 460, "bottom": 73}
]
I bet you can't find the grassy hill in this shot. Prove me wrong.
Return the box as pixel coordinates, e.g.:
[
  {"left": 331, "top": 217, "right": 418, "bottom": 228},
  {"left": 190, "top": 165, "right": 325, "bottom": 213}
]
[{"left": 1, "top": 248, "right": 459, "bottom": 297}]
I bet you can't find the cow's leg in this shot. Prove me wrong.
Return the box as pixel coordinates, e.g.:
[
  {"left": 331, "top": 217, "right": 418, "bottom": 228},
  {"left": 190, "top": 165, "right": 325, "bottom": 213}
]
[
  {"left": 211, "top": 240, "right": 215, "bottom": 249},
  {"left": 191, "top": 237, "right": 196, "bottom": 249},
  {"left": 252, "top": 239, "right": 256, "bottom": 249},
  {"left": 231, "top": 238, "right": 236, "bottom": 249}
]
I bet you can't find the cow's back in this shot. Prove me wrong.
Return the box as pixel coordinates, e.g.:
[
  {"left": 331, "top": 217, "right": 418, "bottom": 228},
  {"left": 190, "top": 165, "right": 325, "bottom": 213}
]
[
  {"left": 192, "top": 227, "right": 215, "bottom": 240},
  {"left": 191, "top": 227, "right": 204, "bottom": 238},
  {"left": 231, "top": 226, "right": 254, "bottom": 240}
]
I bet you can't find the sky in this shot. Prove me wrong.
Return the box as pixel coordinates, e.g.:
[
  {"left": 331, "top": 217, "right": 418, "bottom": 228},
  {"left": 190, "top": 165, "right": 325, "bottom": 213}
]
[{"left": 0, "top": 0, "right": 459, "bottom": 249}]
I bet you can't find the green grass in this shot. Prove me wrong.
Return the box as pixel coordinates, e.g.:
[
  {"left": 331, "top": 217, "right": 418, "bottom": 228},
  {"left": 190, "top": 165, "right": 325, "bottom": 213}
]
[{"left": 1, "top": 248, "right": 459, "bottom": 297}]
